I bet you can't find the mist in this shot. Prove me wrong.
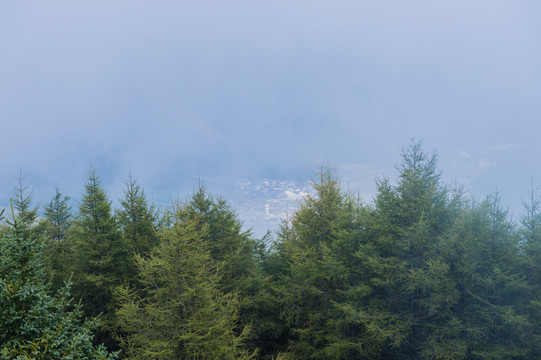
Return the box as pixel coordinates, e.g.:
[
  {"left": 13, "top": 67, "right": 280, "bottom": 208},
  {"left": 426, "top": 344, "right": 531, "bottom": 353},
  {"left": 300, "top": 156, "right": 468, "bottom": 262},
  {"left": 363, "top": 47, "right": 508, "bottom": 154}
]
[{"left": 1, "top": 1, "right": 541, "bottom": 233}]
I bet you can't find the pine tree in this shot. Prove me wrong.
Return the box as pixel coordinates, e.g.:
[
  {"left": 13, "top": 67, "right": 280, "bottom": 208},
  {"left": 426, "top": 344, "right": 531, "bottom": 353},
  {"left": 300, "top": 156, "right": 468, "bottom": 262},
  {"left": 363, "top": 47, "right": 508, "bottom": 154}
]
[
  {"left": 366, "top": 140, "right": 462, "bottom": 359},
  {"left": 443, "top": 195, "right": 529, "bottom": 359},
  {"left": 40, "top": 187, "right": 73, "bottom": 290},
  {"left": 520, "top": 180, "right": 541, "bottom": 280},
  {"left": 276, "top": 168, "right": 393, "bottom": 359},
  {"left": 0, "top": 204, "right": 116, "bottom": 359},
  {"left": 519, "top": 181, "right": 541, "bottom": 357},
  {"left": 117, "top": 173, "right": 159, "bottom": 260},
  {"left": 69, "top": 168, "right": 126, "bottom": 350},
  {"left": 173, "top": 186, "right": 261, "bottom": 344},
  {"left": 179, "top": 186, "right": 258, "bottom": 294},
  {"left": 43, "top": 186, "right": 72, "bottom": 242},
  {"left": 12, "top": 168, "right": 38, "bottom": 241},
  {"left": 115, "top": 207, "right": 255, "bottom": 359}
]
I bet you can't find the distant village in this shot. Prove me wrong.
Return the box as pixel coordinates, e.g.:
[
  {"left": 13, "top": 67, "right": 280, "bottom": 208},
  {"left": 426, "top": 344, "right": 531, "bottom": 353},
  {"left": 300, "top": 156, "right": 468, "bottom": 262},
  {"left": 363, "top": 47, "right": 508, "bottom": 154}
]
[{"left": 230, "top": 178, "right": 314, "bottom": 236}]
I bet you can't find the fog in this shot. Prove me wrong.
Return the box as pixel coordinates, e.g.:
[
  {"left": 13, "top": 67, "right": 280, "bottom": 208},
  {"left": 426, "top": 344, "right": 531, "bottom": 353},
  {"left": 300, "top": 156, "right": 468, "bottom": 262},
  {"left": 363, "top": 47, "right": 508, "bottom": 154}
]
[{"left": 1, "top": 1, "right": 540, "bottom": 234}]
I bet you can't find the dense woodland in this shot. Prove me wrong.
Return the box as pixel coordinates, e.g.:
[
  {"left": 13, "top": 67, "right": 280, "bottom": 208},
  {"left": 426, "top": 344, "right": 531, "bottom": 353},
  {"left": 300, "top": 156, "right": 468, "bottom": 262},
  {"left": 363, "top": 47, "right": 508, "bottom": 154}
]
[{"left": 3, "top": 141, "right": 541, "bottom": 359}]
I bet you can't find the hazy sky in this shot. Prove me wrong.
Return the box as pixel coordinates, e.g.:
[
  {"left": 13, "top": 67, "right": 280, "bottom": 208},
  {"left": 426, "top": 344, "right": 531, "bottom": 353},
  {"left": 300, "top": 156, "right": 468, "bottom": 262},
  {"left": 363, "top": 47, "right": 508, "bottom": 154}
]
[{"left": 1, "top": 1, "right": 541, "bottom": 228}]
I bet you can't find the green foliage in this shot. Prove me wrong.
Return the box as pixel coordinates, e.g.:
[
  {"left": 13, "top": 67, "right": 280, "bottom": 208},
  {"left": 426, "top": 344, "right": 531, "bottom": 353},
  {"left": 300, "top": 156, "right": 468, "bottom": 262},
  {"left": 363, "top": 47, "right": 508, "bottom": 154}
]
[
  {"left": 39, "top": 187, "right": 72, "bottom": 290},
  {"left": 0, "top": 205, "right": 116, "bottom": 359},
  {"left": 177, "top": 186, "right": 258, "bottom": 293},
  {"left": 12, "top": 169, "right": 38, "bottom": 241},
  {"left": 116, "top": 174, "right": 160, "bottom": 296},
  {"left": 6, "top": 140, "right": 541, "bottom": 359},
  {"left": 443, "top": 196, "right": 529, "bottom": 359},
  {"left": 69, "top": 168, "right": 126, "bottom": 350},
  {"left": 170, "top": 187, "right": 267, "bottom": 351},
  {"left": 43, "top": 187, "right": 72, "bottom": 242},
  {"left": 362, "top": 141, "right": 459, "bottom": 359},
  {"left": 277, "top": 168, "right": 393, "bottom": 359},
  {"left": 117, "top": 174, "right": 159, "bottom": 259},
  {"left": 519, "top": 182, "right": 541, "bottom": 356},
  {"left": 116, "top": 208, "right": 255, "bottom": 359}
]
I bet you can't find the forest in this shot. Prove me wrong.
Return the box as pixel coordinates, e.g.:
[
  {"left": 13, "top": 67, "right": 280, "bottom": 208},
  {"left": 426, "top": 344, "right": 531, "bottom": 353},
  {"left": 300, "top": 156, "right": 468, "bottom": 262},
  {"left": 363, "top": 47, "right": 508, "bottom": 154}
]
[{"left": 3, "top": 140, "right": 541, "bottom": 359}]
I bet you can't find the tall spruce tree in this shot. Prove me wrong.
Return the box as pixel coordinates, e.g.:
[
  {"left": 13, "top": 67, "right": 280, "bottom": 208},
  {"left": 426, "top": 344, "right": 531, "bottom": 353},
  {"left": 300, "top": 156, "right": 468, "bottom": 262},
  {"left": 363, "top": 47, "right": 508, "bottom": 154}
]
[
  {"left": 40, "top": 187, "right": 73, "bottom": 290},
  {"left": 443, "top": 195, "right": 529, "bottom": 359},
  {"left": 43, "top": 187, "right": 72, "bottom": 241},
  {"left": 394, "top": 142, "right": 459, "bottom": 359},
  {"left": 174, "top": 186, "right": 261, "bottom": 342},
  {"left": 12, "top": 169, "right": 38, "bottom": 241},
  {"left": 115, "top": 204, "right": 255, "bottom": 359},
  {"left": 520, "top": 180, "right": 541, "bottom": 282},
  {"left": 179, "top": 186, "right": 258, "bottom": 294},
  {"left": 0, "top": 204, "right": 116, "bottom": 359},
  {"left": 365, "top": 140, "right": 462, "bottom": 359},
  {"left": 519, "top": 181, "right": 541, "bottom": 357},
  {"left": 276, "top": 168, "right": 395, "bottom": 359},
  {"left": 70, "top": 168, "right": 126, "bottom": 350},
  {"left": 117, "top": 174, "right": 159, "bottom": 260}
]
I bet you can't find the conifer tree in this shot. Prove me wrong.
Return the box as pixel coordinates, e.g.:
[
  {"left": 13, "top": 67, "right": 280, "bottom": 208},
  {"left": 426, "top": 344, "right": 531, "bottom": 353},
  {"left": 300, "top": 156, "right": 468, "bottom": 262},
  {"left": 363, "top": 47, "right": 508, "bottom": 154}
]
[
  {"left": 179, "top": 186, "right": 258, "bottom": 294},
  {"left": 247, "top": 233, "right": 292, "bottom": 358},
  {"left": 519, "top": 181, "right": 541, "bottom": 357},
  {"left": 43, "top": 186, "right": 72, "bottom": 241},
  {"left": 70, "top": 168, "right": 126, "bottom": 350},
  {"left": 276, "top": 168, "right": 395, "bottom": 359},
  {"left": 117, "top": 174, "right": 159, "bottom": 260},
  {"left": 443, "top": 195, "right": 529, "bottom": 359},
  {"left": 520, "top": 180, "right": 541, "bottom": 281},
  {"left": 12, "top": 169, "right": 38, "bottom": 240},
  {"left": 0, "top": 204, "right": 116, "bottom": 359},
  {"left": 174, "top": 186, "right": 261, "bottom": 345},
  {"left": 366, "top": 140, "right": 462, "bottom": 359},
  {"left": 115, "top": 206, "right": 255, "bottom": 359},
  {"left": 40, "top": 187, "right": 73, "bottom": 290}
]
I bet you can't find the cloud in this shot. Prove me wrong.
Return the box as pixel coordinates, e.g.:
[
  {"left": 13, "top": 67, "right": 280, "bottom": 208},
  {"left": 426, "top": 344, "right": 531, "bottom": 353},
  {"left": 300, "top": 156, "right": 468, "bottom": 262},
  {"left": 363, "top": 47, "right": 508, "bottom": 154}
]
[
  {"left": 482, "top": 143, "right": 521, "bottom": 152},
  {"left": 457, "top": 151, "right": 472, "bottom": 159},
  {"left": 478, "top": 158, "right": 496, "bottom": 170},
  {"left": 1, "top": 0, "right": 540, "bottom": 232}
]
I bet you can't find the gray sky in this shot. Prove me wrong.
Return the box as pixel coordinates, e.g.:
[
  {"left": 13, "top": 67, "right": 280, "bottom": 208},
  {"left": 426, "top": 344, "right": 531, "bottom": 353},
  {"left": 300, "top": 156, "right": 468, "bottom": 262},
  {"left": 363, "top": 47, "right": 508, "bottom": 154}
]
[{"left": 1, "top": 1, "right": 541, "bottom": 231}]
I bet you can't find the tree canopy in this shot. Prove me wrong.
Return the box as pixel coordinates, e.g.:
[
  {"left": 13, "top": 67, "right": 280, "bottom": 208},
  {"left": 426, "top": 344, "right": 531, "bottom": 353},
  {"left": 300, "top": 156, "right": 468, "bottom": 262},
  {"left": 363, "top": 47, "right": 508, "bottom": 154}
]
[{"left": 10, "top": 140, "right": 541, "bottom": 359}]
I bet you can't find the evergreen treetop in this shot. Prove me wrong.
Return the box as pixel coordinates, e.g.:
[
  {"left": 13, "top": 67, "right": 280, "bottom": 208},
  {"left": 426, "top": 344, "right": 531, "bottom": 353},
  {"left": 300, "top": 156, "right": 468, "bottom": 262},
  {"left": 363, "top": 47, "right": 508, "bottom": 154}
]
[
  {"left": 0, "top": 203, "right": 116, "bottom": 359},
  {"left": 43, "top": 186, "right": 72, "bottom": 241},
  {"left": 117, "top": 173, "right": 159, "bottom": 258},
  {"left": 116, "top": 210, "right": 256, "bottom": 359}
]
